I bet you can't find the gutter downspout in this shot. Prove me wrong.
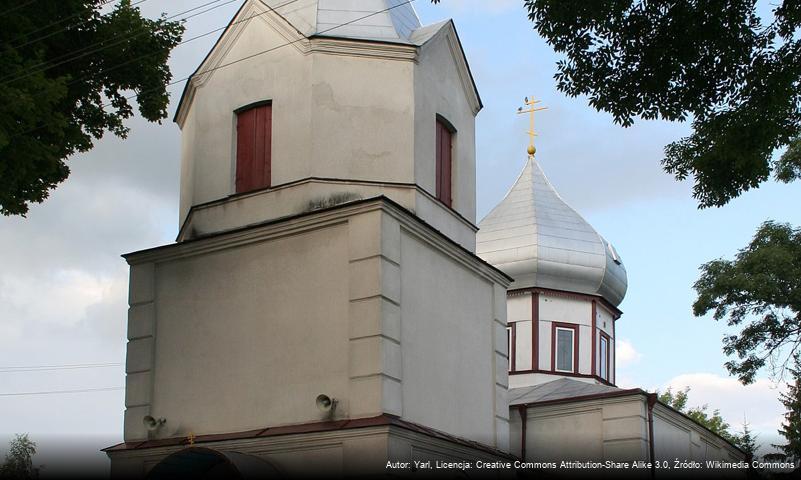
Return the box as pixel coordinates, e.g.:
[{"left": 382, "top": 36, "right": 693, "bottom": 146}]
[
  {"left": 647, "top": 393, "right": 657, "bottom": 479},
  {"left": 517, "top": 405, "right": 528, "bottom": 460}
]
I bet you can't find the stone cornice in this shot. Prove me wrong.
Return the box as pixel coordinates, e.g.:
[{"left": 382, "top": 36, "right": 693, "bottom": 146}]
[
  {"left": 309, "top": 36, "right": 418, "bottom": 61},
  {"left": 124, "top": 196, "right": 511, "bottom": 286},
  {"left": 175, "top": 177, "right": 479, "bottom": 243}
]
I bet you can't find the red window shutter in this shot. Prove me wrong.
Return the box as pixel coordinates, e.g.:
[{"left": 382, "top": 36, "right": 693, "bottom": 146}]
[
  {"left": 435, "top": 118, "right": 452, "bottom": 207},
  {"left": 236, "top": 103, "right": 272, "bottom": 193}
]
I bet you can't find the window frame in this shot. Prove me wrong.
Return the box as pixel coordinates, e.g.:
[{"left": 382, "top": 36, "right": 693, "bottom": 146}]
[
  {"left": 599, "top": 331, "right": 611, "bottom": 382},
  {"left": 551, "top": 322, "right": 579, "bottom": 374}
]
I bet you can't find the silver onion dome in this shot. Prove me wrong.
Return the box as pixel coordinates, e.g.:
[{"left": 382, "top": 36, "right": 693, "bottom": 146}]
[{"left": 476, "top": 156, "right": 627, "bottom": 306}]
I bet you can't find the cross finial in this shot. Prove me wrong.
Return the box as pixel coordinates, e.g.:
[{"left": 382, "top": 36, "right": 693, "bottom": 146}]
[
  {"left": 187, "top": 432, "right": 196, "bottom": 446},
  {"left": 516, "top": 96, "right": 547, "bottom": 158}
]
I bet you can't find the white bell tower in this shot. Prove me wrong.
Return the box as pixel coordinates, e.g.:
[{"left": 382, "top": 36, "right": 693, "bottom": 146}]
[{"left": 107, "top": 1, "right": 513, "bottom": 476}]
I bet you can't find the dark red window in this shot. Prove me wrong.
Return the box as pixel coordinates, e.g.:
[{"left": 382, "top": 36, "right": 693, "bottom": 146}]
[
  {"left": 236, "top": 102, "right": 272, "bottom": 193},
  {"left": 435, "top": 117, "right": 453, "bottom": 207}
]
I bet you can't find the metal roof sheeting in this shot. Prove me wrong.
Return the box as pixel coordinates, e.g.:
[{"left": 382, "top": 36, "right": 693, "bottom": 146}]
[
  {"left": 261, "top": 0, "right": 425, "bottom": 44},
  {"left": 508, "top": 378, "right": 623, "bottom": 405},
  {"left": 476, "top": 157, "right": 628, "bottom": 306}
]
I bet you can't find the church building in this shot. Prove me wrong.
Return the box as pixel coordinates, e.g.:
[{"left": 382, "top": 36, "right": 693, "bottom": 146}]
[{"left": 104, "top": 0, "right": 745, "bottom": 477}]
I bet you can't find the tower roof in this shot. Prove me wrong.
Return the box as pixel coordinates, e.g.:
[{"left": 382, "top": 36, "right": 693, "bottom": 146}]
[
  {"left": 263, "top": 0, "right": 422, "bottom": 44},
  {"left": 476, "top": 157, "right": 627, "bottom": 306}
]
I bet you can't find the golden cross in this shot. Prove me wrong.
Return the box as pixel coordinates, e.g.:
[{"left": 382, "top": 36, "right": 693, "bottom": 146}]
[
  {"left": 187, "top": 432, "right": 195, "bottom": 446},
  {"left": 517, "top": 96, "right": 547, "bottom": 158}
]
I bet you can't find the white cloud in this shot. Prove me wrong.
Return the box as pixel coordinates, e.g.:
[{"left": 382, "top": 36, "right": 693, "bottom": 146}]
[
  {"left": 616, "top": 338, "right": 642, "bottom": 367},
  {"left": 659, "top": 373, "right": 786, "bottom": 448}
]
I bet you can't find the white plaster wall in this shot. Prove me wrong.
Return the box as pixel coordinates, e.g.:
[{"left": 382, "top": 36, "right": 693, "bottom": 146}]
[
  {"left": 149, "top": 223, "right": 351, "bottom": 436},
  {"left": 653, "top": 406, "right": 744, "bottom": 463},
  {"left": 179, "top": 13, "right": 313, "bottom": 217},
  {"left": 537, "top": 320, "right": 548, "bottom": 371},
  {"left": 399, "top": 231, "right": 497, "bottom": 446},
  {"left": 413, "top": 29, "right": 477, "bottom": 223},
  {"left": 523, "top": 407, "right": 605, "bottom": 460},
  {"left": 507, "top": 294, "right": 531, "bottom": 323},
  {"left": 110, "top": 425, "right": 513, "bottom": 478},
  {"left": 179, "top": 7, "right": 479, "bottom": 235},
  {"left": 178, "top": 7, "right": 418, "bottom": 218},
  {"left": 309, "top": 53, "right": 414, "bottom": 182},
  {"left": 578, "top": 324, "right": 591, "bottom": 375},
  {"left": 514, "top": 320, "right": 532, "bottom": 371},
  {"left": 597, "top": 306, "right": 614, "bottom": 336},
  {"left": 539, "top": 294, "right": 591, "bottom": 326},
  {"left": 512, "top": 397, "right": 649, "bottom": 462}
]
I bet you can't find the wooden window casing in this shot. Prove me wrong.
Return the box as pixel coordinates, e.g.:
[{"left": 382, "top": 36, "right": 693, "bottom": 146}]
[
  {"left": 435, "top": 117, "right": 454, "bottom": 207},
  {"left": 235, "top": 102, "right": 272, "bottom": 193}
]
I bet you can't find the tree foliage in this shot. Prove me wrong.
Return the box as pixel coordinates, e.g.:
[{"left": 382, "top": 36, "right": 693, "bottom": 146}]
[
  {"left": 0, "top": 0, "right": 184, "bottom": 216},
  {"left": 772, "top": 358, "right": 801, "bottom": 462},
  {"left": 0, "top": 434, "right": 36, "bottom": 480},
  {"left": 524, "top": 0, "right": 801, "bottom": 208},
  {"left": 693, "top": 221, "right": 801, "bottom": 384},
  {"left": 657, "top": 387, "right": 739, "bottom": 444}
]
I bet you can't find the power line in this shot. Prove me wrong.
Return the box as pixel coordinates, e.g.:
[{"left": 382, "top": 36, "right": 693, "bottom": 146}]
[
  {"left": 10, "top": 0, "right": 416, "bottom": 140},
  {"left": 0, "top": 363, "right": 123, "bottom": 373},
  {"left": 0, "top": 387, "right": 123, "bottom": 397},
  {"left": 0, "top": 0, "right": 38, "bottom": 18},
  {"left": 1, "top": 0, "right": 239, "bottom": 86},
  {"left": 175, "top": 0, "right": 417, "bottom": 91},
  {"left": 60, "top": 0, "right": 300, "bottom": 93},
  {"left": 7, "top": 0, "right": 152, "bottom": 51}
]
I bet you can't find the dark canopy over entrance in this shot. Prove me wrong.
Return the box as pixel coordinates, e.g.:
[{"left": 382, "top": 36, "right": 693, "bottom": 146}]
[{"left": 146, "top": 447, "right": 282, "bottom": 479}]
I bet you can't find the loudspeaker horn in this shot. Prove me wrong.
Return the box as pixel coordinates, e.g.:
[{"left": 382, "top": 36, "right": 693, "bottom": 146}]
[
  {"left": 143, "top": 415, "right": 166, "bottom": 431},
  {"left": 315, "top": 394, "right": 337, "bottom": 412}
]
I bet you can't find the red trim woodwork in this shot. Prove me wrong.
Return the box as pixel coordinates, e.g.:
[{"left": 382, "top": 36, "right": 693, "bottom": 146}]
[
  {"left": 236, "top": 103, "right": 272, "bottom": 193},
  {"left": 435, "top": 117, "right": 453, "bottom": 207},
  {"left": 551, "top": 322, "right": 579, "bottom": 374},
  {"left": 591, "top": 300, "right": 597, "bottom": 376},
  {"left": 531, "top": 292, "right": 539, "bottom": 371}
]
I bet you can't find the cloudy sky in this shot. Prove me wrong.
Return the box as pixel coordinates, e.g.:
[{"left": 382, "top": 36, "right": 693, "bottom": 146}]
[{"left": 1, "top": 0, "right": 799, "bottom": 471}]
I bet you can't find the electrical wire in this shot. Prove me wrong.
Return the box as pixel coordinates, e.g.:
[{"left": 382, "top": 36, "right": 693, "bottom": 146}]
[
  {"left": 59, "top": 0, "right": 301, "bottom": 92},
  {"left": 174, "top": 0, "right": 417, "bottom": 91},
  {"left": 6, "top": 0, "right": 152, "bottom": 51},
  {"left": 0, "top": 387, "right": 123, "bottom": 397},
  {"left": 1, "top": 0, "right": 239, "bottom": 86},
  {"left": 0, "top": 0, "right": 38, "bottom": 18},
  {"left": 0, "top": 362, "right": 123, "bottom": 373},
  {"left": 10, "top": 0, "right": 416, "bottom": 140}
]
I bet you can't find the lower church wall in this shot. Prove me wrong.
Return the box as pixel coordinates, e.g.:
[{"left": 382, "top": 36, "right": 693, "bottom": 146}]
[
  {"left": 115, "top": 197, "right": 511, "bottom": 474},
  {"left": 107, "top": 423, "right": 514, "bottom": 478},
  {"left": 509, "top": 394, "right": 745, "bottom": 478}
]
